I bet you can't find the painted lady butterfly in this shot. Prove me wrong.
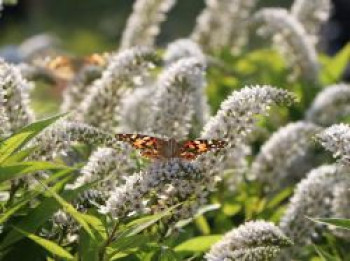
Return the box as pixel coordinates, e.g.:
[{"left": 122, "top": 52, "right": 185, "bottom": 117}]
[
  {"left": 35, "top": 53, "right": 107, "bottom": 82},
  {"left": 116, "top": 134, "right": 227, "bottom": 160}
]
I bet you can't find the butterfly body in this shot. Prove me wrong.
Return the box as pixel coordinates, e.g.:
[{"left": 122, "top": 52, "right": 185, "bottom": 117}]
[{"left": 116, "top": 134, "right": 226, "bottom": 160}]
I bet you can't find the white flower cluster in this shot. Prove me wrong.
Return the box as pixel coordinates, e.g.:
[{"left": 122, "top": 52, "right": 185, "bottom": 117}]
[
  {"left": 118, "top": 86, "right": 155, "bottom": 133},
  {"left": 28, "top": 120, "right": 121, "bottom": 161},
  {"left": 75, "top": 47, "right": 156, "bottom": 131},
  {"left": 191, "top": 0, "right": 257, "bottom": 52},
  {"left": 251, "top": 121, "right": 322, "bottom": 191},
  {"left": 119, "top": 40, "right": 209, "bottom": 134},
  {"left": 69, "top": 147, "right": 138, "bottom": 190},
  {"left": 331, "top": 178, "right": 350, "bottom": 239},
  {"left": 101, "top": 158, "right": 204, "bottom": 221},
  {"left": 306, "top": 84, "right": 350, "bottom": 126},
  {"left": 163, "top": 39, "right": 206, "bottom": 66},
  {"left": 279, "top": 165, "right": 346, "bottom": 258},
  {"left": 199, "top": 86, "right": 295, "bottom": 180},
  {"left": 317, "top": 124, "right": 350, "bottom": 164},
  {"left": 291, "top": 0, "right": 331, "bottom": 44},
  {"left": 206, "top": 221, "right": 292, "bottom": 261},
  {"left": 0, "top": 59, "right": 35, "bottom": 136},
  {"left": 89, "top": 83, "right": 295, "bottom": 222},
  {"left": 120, "top": 0, "right": 176, "bottom": 50},
  {"left": 253, "top": 8, "right": 319, "bottom": 82},
  {"left": 149, "top": 57, "right": 207, "bottom": 139},
  {"left": 61, "top": 61, "right": 106, "bottom": 112}
]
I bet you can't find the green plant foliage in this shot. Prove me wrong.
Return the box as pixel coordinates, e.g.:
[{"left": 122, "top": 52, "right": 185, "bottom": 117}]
[{"left": 2, "top": 1, "right": 350, "bottom": 260}]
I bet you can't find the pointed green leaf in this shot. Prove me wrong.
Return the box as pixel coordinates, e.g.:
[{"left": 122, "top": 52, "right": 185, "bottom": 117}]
[
  {"left": 309, "top": 217, "right": 350, "bottom": 231},
  {"left": 2, "top": 147, "right": 38, "bottom": 165},
  {"left": 121, "top": 204, "right": 181, "bottom": 237},
  {"left": 320, "top": 44, "right": 350, "bottom": 85},
  {"left": 313, "top": 244, "right": 340, "bottom": 261},
  {"left": 39, "top": 183, "right": 96, "bottom": 240},
  {"left": 174, "top": 235, "right": 222, "bottom": 253},
  {"left": 0, "top": 176, "right": 88, "bottom": 249},
  {"left": 79, "top": 229, "right": 100, "bottom": 261},
  {"left": 108, "top": 235, "right": 152, "bottom": 258},
  {"left": 14, "top": 227, "right": 74, "bottom": 260},
  {"left": 0, "top": 114, "right": 65, "bottom": 163},
  {"left": 0, "top": 161, "right": 72, "bottom": 183}
]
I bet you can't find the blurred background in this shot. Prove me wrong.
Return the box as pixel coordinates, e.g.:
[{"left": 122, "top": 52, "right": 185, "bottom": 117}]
[
  {"left": 0, "top": 0, "right": 349, "bottom": 115},
  {"left": 0, "top": 0, "right": 297, "bottom": 54},
  {"left": 1, "top": 0, "right": 349, "bottom": 62}
]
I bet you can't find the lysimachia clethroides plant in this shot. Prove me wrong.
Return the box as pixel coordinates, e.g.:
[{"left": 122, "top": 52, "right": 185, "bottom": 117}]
[{"left": 1, "top": 40, "right": 296, "bottom": 259}]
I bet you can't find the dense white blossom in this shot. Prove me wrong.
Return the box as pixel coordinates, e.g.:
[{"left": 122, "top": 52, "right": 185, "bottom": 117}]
[
  {"left": 306, "top": 84, "right": 350, "bottom": 126},
  {"left": 28, "top": 120, "right": 121, "bottom": 161},
  {"left": 331, "top": 178, "right": 350, "bottom": 239},
  {"left": 120, "top": 0, "right": 176, "bottom": 49},
  {"left": 317, "top": 124, "right": 350, "bottom": 164},
  {"left": 0, "top": 59, "right": 35, "bottom": 134},
  {"left": 206, "top": 221, "right": 292, "bottom": 261},
  {"left": 163, "top": 39, "right": 206, "bottom": 66},
  {"left": 253, "top": 8, "right": 319, "bottom": 82},
  {"left": 251, "top": 121, "right": 322, "bottom": 191},
  {"left": 199, "top": 86, "right": 295, "bottom": 183},
  {"left": 191, "top": 0, "right": 257, "bottom": 52},
  {"left": 279, "top": 165, "right": 346, "bottom": 258},
  {"left": 101, "top": 159, "right": 205, "bottom": 221},
  {"left": 118, "top": 86, "right": 155, "bottom": 133},
  {"left": 149, "top": 57, "right": 206, "bottom": 139},
  {"left": 75, "top": 47, "right": 156, "bottom": 131},
  {"left": 291, "top": 0, "right": 331, "bottom": 44},
  {"left": 69, "top": 147, "right": 137, "bottom": 190},
  {"left": 61, "top": 64, "right": 105, "bottom": 113}
]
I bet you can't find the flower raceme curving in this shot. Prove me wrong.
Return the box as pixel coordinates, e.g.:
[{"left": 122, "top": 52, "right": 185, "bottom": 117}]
[
  {"left": 100, "top": 85, "right": 296, "bottom": 222},
  {"left": 206, "top": 221, "right": 292, "bottom": 261}
]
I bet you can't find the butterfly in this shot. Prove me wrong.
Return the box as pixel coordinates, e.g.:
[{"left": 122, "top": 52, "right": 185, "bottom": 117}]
[
  {"left": 35, "top": 53, "right": 107, "bottom": 82},
  {"left": 116, "top": 134, "right": 227, "bottom": 160}
]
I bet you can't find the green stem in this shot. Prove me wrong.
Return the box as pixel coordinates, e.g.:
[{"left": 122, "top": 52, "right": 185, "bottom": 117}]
[{"left": 98, "top": 221, "right": 119, "bottom": 261}]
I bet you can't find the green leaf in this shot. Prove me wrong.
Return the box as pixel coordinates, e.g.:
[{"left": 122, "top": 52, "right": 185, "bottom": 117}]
[
  {"left": 14, "top": 227, "right": 74, "bottom": 260},
  {"left": 121, "top": 204, "right": 180, "bottom": 237},
  {"left": 2, "top": 146, "right": 38, "bottom": 164},
  {"left": 0, "top": 114, "right": 65, "bottom": 163},
  {"left": 266, "top": 186, "right": 293, "bottom": 209},
  {"left": 107, "top": 204, "right": 181, "bottom": 259},
  {"left": 81, "top": 213, "right": 107, "bottom": 239},
  {"left": 108, "top": 235, "right": 153, "bottom": 259},
  {"left": 0, "top": 176, "right": 86, "bottom": 249},
  {"left": 40, "top": 183, "right": 97, "bottom": 240},
  {"left": 0, "top": 193, "right": 38, "bottom": 224},
  {"left": 174, "top": 235, "right": 222, "bottom": 253},
  {"left": 313, "top": 244, "right": 340, "bottom": 261},
  {"left": 79, "top": 228, "right": 100, "bottom": 261},
  {"left": 0, "top": 168, "right": 73, "bottom": 224},
  {"left": 0, "top": 161, "right": 72, "bottom": 183},
  {"left": 175, "top": 204, "right": 220, "bottom": 229},
  {"left": 309, "top": 217, "right": 350, "bottom": 230},
  {"left": 194, "top": 216, "right": 210, "bottom": 235},
  {"left": 152, "top": 247, "right": 178, "bottom": 261},
  {"left": 320, "top": 44, "right": 350, "bottom": 85}
]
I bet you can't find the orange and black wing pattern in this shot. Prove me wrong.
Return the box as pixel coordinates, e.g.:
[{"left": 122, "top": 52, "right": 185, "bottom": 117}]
[
  {"left": 41, "top": 53, "right": 107, "bottom": 82},
  {"left": 179, "top": 139, "right": 227, "bottom": 160},
  {"left": 116, "top": 134, "right": 162, "bottom": 159},
  {"left": 45, "top": 56, "right": 76, "bottom": 81}
]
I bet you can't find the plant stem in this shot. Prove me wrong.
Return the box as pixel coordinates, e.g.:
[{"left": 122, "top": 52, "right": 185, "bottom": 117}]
[{"left": 98, "top": 221, "right": 119, "bottom": 261}]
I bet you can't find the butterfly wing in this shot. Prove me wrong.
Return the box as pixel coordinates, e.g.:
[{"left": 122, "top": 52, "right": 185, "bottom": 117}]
[
  {"left": 83, "top": 53, "right": 107, "bottom": 67},
  {"left": 46, "top": 56, "right": 76, "bottom": 81},
  {"left": 115, "top": 134, "right": 162, "bottom": 159},
  {"left": 179, "top": 139, "right": 227, "bottom": 160}
]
